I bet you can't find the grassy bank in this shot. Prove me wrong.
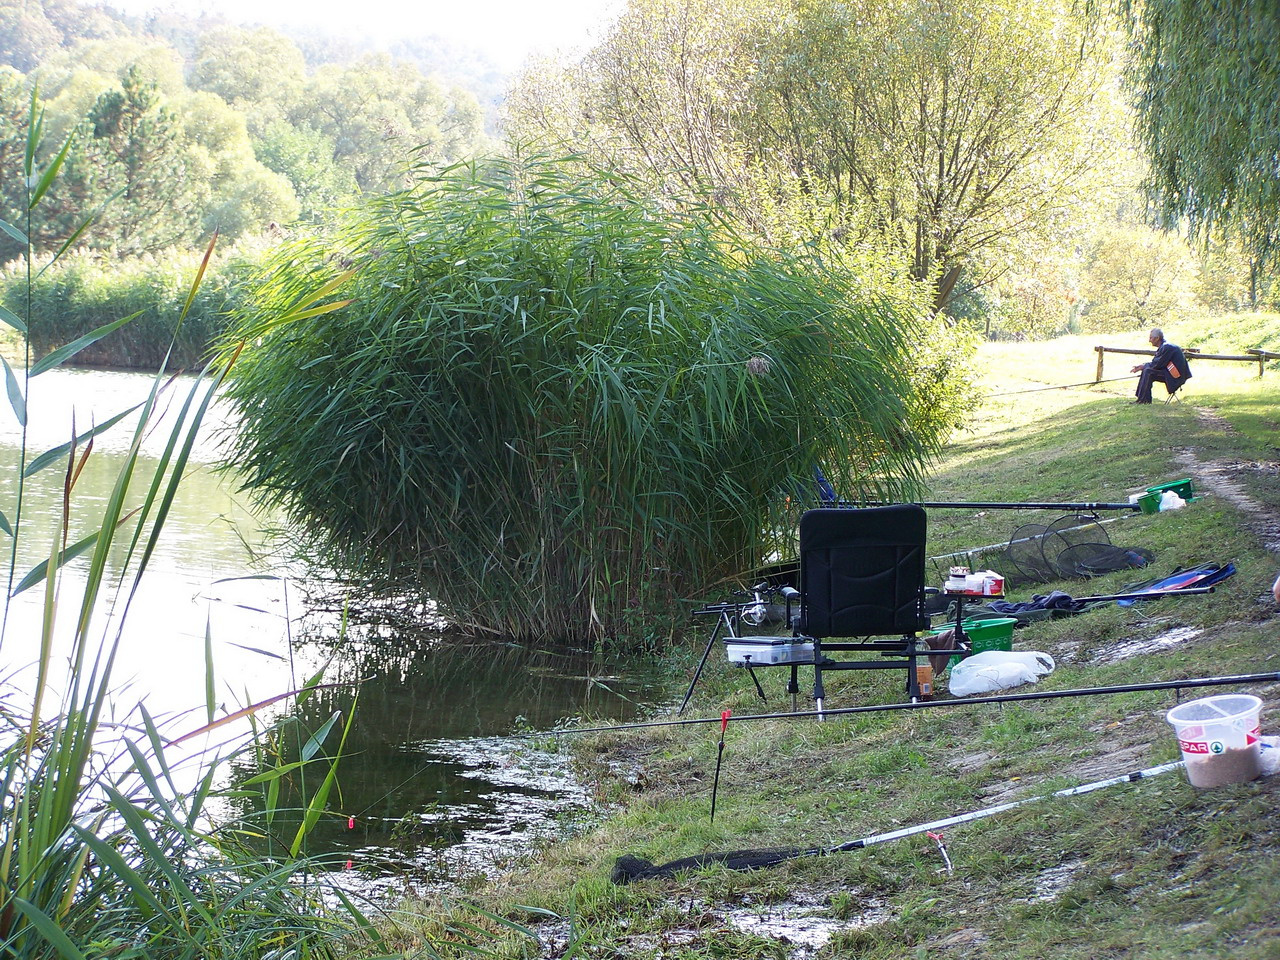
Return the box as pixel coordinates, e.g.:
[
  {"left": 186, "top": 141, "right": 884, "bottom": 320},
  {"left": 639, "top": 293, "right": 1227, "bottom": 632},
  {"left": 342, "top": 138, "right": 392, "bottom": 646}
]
[{"left": 392, "top": 315, "right": 1280, "bottom": 958}]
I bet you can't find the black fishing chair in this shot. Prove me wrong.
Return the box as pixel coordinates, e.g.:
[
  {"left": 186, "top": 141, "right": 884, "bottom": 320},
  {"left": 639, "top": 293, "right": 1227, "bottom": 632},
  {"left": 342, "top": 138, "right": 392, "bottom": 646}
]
[
  {"left": 680, "top": 503, "right": 948, "bottom": 714},
  {"left": 794, "top": 505, "right": 935, "bottom": 713}
]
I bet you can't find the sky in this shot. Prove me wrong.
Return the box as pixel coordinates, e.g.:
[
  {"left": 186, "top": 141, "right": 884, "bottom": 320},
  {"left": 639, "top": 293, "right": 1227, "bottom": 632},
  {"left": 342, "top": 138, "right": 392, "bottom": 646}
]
[{"left": 101, "top": 0, "right": 622, "bottom": 70}]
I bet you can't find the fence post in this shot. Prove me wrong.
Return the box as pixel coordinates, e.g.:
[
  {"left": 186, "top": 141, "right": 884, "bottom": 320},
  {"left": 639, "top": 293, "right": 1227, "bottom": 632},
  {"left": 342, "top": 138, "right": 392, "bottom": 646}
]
[{"left": 1095, "top": 345, "right": 1104, "bottom": 383}]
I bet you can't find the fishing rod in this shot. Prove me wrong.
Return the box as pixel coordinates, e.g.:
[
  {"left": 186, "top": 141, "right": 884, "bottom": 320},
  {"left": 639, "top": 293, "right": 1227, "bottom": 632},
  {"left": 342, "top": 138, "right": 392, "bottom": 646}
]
[
  {"left": 536, "top": 670, "right": 1280, "bottom": 739},
  {"left": 829, "top": 761, "right": 1184, "bottom": 852},
  {"left": 850, "top": 499, "right": 1140, "bottom": 511},
  {"left": 612, "top": 760, "right": 1185, "bottom": 882},
  {"left": 987, "top": 375, "right": 1136, "bottom": 398},
  {"left": 916, "top": 500, "right": 1139, "bottom": 511}
]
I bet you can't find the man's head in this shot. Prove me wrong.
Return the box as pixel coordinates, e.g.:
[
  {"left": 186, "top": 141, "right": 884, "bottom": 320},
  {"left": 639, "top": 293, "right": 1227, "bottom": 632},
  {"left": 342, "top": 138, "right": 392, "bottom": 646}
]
[{"left": 1149, "top": 328, "right": 1165, "bottom": 347}]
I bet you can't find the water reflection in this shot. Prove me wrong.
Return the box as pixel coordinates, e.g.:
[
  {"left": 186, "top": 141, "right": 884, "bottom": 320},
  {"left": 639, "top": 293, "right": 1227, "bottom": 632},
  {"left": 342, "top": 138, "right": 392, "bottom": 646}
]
[
  {"left": 0, "top": 367, "right": 670, "bottom": 896},
  {"left": 228, "top": 636, "right": 667, "bottom": 893}
]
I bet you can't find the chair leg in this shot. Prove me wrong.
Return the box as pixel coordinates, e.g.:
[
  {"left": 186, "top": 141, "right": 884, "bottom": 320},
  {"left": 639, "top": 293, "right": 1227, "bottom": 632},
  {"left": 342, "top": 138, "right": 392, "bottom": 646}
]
[
  {"left": 812, "top": 639, "right": 826, "bottom": 719},
  {"left": 906, "top": 653, "right": 920, "bottom": 701}
]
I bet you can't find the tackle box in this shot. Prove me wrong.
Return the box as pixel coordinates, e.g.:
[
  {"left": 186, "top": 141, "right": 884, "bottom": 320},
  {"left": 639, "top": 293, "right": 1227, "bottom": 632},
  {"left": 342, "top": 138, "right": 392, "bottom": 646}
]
[{"left": 724, "top": 637, "right": 814, "bottom": 666}]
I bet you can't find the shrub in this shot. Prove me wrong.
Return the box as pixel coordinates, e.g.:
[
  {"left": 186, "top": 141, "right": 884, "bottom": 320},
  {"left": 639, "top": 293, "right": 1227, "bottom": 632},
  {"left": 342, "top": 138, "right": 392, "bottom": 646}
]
[
  {"left": 221, "top": 153, "right": 966, "bottom": 644},
  {"left": 0, "top": 242, "right": 268, "bottom": 369}
]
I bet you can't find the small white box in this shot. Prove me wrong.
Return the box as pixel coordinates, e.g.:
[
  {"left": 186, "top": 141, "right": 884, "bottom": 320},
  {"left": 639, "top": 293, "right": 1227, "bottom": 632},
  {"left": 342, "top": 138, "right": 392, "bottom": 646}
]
[{"left": 724, "top": 637, "right": 814, "bottom": 666}]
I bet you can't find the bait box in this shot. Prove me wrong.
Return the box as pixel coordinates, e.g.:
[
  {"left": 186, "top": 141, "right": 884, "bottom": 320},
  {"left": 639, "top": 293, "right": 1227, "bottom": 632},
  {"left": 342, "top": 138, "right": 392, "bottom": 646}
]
[{"left": 724, "top": 637, "right": 814, "bottom": 666}]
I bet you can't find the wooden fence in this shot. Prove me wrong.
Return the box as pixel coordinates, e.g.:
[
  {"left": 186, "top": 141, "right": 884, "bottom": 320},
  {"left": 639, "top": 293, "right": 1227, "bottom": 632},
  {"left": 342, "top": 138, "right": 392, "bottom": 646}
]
[{"left": 1095, "top": 345, "right": 1280, "bottom": 381}]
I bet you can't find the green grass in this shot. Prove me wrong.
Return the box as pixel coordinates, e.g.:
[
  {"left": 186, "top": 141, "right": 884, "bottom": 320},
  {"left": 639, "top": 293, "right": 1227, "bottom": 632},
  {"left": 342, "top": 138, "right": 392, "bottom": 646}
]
[{"left": 409, "top": 313, "right": 1280, "bottom": 958}]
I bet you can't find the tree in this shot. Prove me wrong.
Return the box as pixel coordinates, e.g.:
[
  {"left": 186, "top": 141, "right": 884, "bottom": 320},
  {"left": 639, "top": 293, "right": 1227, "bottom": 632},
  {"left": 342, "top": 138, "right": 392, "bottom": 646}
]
[
  {"left": 203, "top": 154, "right": 300, "bottom": 239},
  {"left": 34, "top": 35, "right": 186, "bottom": 97},
  {"left": 747, "top": 0, "right": 1120, "bottom": 312},
  {"left": 0, "top": 0, "right": 126, "bottom": 71},
  {"left": 0, "top": 0, "right": 60, "bottom": 71},
  {"left": 220, "top": 154, "right": 962, "bottom": 643},
  {"left": 1122, "top": 0, "right": 1280, "bottom": 266},
  {"left": 1080, "top": 225, "right": 1197, "bottom": 330},
  {"left": 253, "top": 118, "right": 358, "bottom": 220},
  {"left": 516, "top": 0, "right": 1126, "bottom": 314},
  {"left": 188, "top": 25, "right": 306, "bottom": 133},
  {"left": 56, "top": 65, "right": 208, "bottom": 255},
  {"left": 585, "top": 0, "right": 763, "bottom": 200},
  {"left": 0, "top": 65, "right": 34, "bottom": 262},
  {"left": 293, "top": 55, "right": 488, "bottom": 193}
]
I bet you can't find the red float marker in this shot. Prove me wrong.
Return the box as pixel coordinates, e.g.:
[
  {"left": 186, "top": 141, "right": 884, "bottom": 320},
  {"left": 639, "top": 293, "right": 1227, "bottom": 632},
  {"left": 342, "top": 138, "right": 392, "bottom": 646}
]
[{"left": 709, "top": 710, "right": 731, "bottom": 822}]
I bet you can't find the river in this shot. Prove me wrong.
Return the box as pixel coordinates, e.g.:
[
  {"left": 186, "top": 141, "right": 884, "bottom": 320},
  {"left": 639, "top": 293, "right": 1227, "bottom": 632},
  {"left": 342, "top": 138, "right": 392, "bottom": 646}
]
[{"left": 0, "top": 366, "right": 667, "bottom": 896}]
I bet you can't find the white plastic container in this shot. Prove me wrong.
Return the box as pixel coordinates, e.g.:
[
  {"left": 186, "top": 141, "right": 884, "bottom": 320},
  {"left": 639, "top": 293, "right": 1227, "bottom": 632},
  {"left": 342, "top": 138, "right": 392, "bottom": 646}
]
[
  {"left": 1166, "top": 694, "right": 1263, "bottom": 788},
  {"left": 724, "top": 637, "right": 814, "bottom": 666}
]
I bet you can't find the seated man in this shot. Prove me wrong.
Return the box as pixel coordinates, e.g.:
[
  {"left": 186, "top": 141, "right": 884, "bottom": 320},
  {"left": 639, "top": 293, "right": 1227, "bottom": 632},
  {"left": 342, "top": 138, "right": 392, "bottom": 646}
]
[{"left": 1131, "top": 327, "right": 1192, "bottom": 403}]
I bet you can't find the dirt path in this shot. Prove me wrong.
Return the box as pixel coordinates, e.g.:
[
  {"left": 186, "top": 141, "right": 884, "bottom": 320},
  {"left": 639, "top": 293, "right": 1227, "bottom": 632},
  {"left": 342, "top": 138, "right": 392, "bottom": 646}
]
[{"left": 1175, "top": 407, "right": 1280, "bottom": 555}]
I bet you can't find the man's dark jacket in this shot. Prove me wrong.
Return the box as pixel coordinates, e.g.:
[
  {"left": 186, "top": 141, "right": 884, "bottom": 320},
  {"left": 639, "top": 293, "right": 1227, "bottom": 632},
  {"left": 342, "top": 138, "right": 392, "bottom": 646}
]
[{"left": 1149, "top": 341, "right": 1193, "bottom": 386}]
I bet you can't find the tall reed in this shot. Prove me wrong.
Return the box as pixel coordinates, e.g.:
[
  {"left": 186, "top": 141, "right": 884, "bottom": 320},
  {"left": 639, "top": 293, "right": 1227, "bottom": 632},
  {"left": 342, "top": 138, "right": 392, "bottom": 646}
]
[
  {"left": 220, "top": 151, "right": 965, "bottom": 644},
  {"left": 0, "top": 86, "right": 389, "bottom": 959}
]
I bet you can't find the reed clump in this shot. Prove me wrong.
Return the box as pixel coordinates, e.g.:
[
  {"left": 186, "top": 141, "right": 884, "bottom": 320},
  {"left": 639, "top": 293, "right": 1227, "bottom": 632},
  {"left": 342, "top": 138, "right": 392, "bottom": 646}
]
[{"left": 221, "top": 152, "right": 969, "bottom": 644}]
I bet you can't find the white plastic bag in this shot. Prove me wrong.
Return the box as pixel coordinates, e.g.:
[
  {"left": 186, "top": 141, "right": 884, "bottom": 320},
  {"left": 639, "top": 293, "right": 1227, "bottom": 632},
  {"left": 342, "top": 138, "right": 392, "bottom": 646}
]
[
  {"left": 1158, "top": 490, "right": 1186, "bottom": 511},
  {"left": 947, "top": 650, "right": 1056, "bottom": 697}
]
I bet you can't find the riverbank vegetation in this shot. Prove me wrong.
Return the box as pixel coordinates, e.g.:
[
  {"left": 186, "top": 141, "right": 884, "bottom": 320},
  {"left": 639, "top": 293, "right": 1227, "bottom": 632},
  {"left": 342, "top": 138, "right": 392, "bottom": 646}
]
[
  {"left": 0, "top": 104, "right": 390, "bottom": 958},
  {"left": 398, "top": 314, "right": 1280, "bottom": 958},
  {"left": 218, "top": 153, "right": 968, "bottom": 644}
]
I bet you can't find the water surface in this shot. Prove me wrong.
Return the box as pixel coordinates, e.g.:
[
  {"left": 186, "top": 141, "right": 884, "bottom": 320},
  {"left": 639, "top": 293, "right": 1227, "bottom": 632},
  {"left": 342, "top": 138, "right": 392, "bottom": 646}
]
[{"left": 0, "top": 367, "right": 666, "bottom": 892}]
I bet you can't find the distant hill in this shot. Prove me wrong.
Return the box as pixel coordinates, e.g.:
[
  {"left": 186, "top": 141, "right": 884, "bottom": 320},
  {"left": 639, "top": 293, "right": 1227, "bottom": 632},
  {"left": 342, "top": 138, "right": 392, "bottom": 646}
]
[{"left": 1, "top": 0, "right": 510, "bottom": 120}]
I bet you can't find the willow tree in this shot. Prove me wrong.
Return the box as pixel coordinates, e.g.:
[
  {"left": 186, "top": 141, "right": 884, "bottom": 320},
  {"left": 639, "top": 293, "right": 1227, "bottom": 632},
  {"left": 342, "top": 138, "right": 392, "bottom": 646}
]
[
  {"left": 512, "top": 0, "right": 1123, "bottom": 314},
  {"left": 221, "top": 154, "right": 960, "bottom": 644},
  {"left": 1121, "top": 0, "right": 1280, "bottom": 268},
  {"left": 745, "top": 0, "right": 1118, "bottom": 312}
]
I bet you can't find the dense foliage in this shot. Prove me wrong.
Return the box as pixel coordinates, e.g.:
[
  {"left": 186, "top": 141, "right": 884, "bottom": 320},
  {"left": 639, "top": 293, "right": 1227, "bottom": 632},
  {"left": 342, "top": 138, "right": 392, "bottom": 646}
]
[
  {"left": 0, "top": 1, "right": 490, "bottom": 263},
  {"left": 1123, "top": 0, "right": 1280, "bottom": 267},
  {"left": 0, "top": 242, "right": 264, "bottom": 368},
  {"left": 221, "top": 154, "right": 967, "bottom": 643},
  {"left": 508, "top": 0, "right": 1125, "bottom": 315}
]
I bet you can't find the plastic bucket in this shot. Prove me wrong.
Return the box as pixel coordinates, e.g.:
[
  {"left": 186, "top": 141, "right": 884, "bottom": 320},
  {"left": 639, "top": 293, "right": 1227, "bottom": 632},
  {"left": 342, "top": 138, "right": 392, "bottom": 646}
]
[
  {"left": 948, "top": 616, "right": 1016, "bottom": 669},
  {"left": 1135, "top": 491, "right": 1160, "bottom": 515},
  {"left": 1165, "top": 694, "right": 1263, "bottom": 788}
]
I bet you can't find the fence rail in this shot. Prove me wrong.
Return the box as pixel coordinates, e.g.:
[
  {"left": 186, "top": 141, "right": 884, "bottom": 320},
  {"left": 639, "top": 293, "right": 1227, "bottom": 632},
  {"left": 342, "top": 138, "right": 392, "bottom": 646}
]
[{"left": 1094, "top": 344, "right": 1278, "bottom": 381}]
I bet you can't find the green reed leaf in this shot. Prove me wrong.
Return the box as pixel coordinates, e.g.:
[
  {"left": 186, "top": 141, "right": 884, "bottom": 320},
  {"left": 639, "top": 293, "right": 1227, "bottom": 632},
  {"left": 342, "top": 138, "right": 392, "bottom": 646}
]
[
  {"left": 204, "top": 618, "right": 215, "bottom": 725},
  {"left": 29, "top": 131, "right": 74, "bottom": 209},
  {"left": 300, "top": 710, "right": 341, "bottom": 762},
  {"left": 13, "top": 521, "right": 126, "bottom": 595},
  {"left": 24, "top": 403, "right": 143, "bottom": 477},
  {"left": 11, "top": 898, "right": 89, "bottom": 960},
  {"left": 24, "top": 83, "right": 42, "bottom": 176},
  {"left": 29, "top": 311, "right": 143, "bottom": 376},
  {"left": 1, "top": 355, "right": 26, "bottom": 426},
  {"left": 0, "top": 217, "right": 28, "bottom": 246}
]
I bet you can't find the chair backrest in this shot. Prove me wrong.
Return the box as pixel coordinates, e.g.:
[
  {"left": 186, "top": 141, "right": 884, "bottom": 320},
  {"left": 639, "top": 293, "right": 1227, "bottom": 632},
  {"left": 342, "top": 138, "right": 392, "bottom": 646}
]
[{"left": 798, "top": 505, "right": 928, "bottom": 638}]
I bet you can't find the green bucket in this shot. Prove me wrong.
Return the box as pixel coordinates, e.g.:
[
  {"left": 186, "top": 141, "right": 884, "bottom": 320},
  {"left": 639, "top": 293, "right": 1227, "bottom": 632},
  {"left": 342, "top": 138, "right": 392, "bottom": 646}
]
[
  {"left": 1147, "top": 478, "right": 1194, "bottom": 502},
  {"left": 948, "top": 616, "right": 1016, "bottom": 669},
  {"left": 1135, "top": 491, "right": 1160, "bottom": 515}
]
